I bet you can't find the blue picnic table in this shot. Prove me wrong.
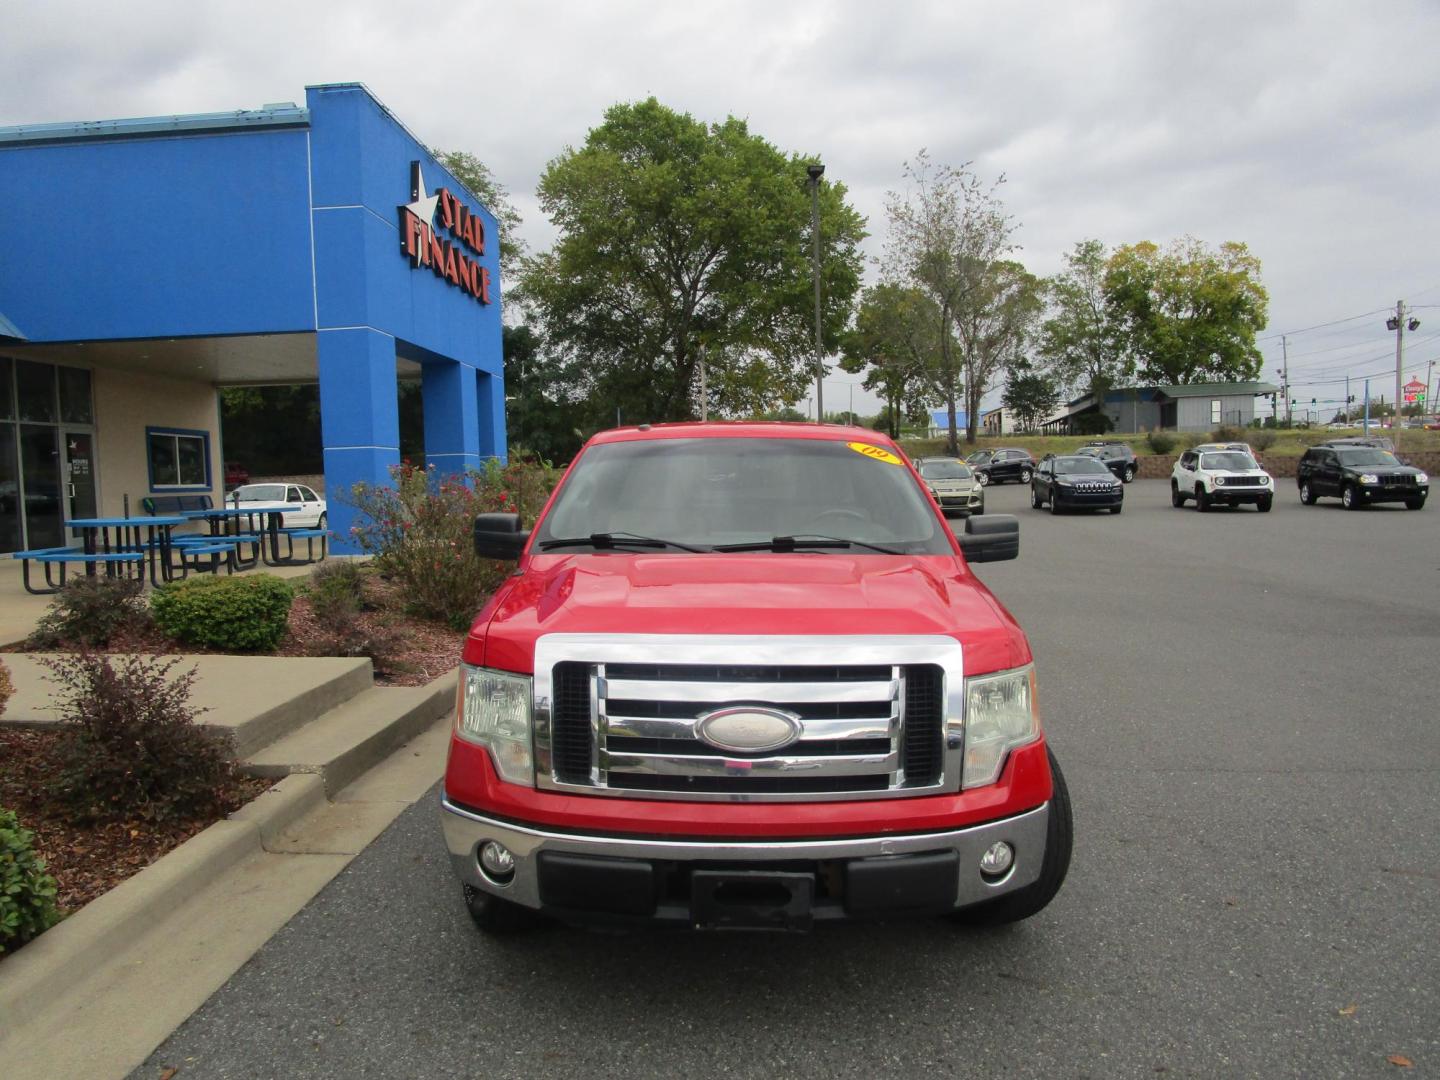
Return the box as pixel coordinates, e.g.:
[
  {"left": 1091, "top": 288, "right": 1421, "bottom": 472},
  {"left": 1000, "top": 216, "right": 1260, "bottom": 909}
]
[{"left": 15, "top": 514, "right": 190, "bottom": 594}]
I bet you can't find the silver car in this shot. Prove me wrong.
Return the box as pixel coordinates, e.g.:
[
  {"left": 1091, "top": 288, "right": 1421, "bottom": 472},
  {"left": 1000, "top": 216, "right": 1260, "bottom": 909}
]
[{"left": 916, "top": 457, "right": 985, "bottom": 517}]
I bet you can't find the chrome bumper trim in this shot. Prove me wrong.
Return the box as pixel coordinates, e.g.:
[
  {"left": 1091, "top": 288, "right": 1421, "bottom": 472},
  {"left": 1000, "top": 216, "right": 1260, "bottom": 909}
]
[{"left": 441, "top": 795, "right": 1049, "bottom": 913}]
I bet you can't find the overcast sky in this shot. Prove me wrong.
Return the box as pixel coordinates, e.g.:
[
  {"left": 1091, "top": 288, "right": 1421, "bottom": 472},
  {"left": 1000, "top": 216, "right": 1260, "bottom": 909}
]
[{"left": 5, "top": 0, "right": 1439, "bottom": 421}]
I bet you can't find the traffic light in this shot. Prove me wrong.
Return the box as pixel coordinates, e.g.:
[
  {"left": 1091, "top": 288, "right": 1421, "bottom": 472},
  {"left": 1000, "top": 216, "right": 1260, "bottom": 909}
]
[{"left": 1311, "top": 398, "right": 1317, "bottom": 406}]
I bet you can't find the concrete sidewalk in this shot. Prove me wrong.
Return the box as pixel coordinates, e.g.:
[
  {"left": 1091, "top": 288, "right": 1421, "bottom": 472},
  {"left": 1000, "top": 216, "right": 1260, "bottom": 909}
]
[{"left": 0, "top": 715, "right": 453, "bottom": 1078}]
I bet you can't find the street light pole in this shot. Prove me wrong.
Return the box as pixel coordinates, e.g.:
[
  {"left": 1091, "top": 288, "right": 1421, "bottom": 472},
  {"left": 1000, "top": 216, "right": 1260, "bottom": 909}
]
[
  {"left": 808, "top": 162, "right": 825, "bottom": 422},
  {"left": 1386, "top": 300, "right": 1420, "bottom": 453}
]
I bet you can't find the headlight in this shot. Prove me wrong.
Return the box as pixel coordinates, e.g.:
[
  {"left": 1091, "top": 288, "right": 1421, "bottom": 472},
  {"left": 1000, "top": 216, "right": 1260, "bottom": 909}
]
[
  {"left": 962, "top": 664, "right": 1039, "bottom": 788},
  {"left": 1359, "top": 473, "right": 1378, "bottom": 485},
  {"left": 1214, "top": 475, "right": 1226, "bottom": 486},
  {"left": 457, "top": 665, "right": 534, "bottom": 786},
  {"left": 1416, "top": 472, "right": 1428, "bottom": 484}
]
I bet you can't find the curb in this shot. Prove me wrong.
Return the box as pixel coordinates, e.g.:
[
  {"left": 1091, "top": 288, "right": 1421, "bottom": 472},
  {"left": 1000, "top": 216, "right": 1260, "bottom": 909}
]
[{"left": 0, "top": 772, "right": 320, "bottom": 1040}]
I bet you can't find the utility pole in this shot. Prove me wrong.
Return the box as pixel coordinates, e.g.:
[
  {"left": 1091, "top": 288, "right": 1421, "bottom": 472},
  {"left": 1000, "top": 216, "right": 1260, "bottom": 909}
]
[
  {"left": 808, "top": 163, "right": 826, "bottom": 421},
  {"left": 1386, "top": 300, "right": 1419, "bottom": 453},
  {"left": 1345, "top": 375, "right": 1350, "bottom": 424},
  {"left": 1280, "top": 335, "right": 1291, "bottom": 425},
  {"left": 1426, "top": 358, "right": 1435, "bottom": 422}
]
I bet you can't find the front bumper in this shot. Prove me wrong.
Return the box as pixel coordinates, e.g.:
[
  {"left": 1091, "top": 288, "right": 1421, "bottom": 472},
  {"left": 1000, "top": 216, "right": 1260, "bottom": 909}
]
[
  {"left": 1356, "top": 483, "right": 1427, "bottom": 504},
  {"left": 442, "top": 796, "right": 1049, "bottom": 927},
  {"left": 1208, "top": 484, "right": 1271, "bottom": 504},
  {"left": 936, "top": 490, "right": 983, "bottom": 514},
  {"left": 1055, "top": 488, "right": 1123, "bottom": 509}
]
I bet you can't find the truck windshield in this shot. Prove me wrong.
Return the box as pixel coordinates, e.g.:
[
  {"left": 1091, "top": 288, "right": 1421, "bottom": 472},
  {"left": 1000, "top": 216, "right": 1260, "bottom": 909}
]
[{"left": 535, "top": 438, "right": 954, "bottom": 554}]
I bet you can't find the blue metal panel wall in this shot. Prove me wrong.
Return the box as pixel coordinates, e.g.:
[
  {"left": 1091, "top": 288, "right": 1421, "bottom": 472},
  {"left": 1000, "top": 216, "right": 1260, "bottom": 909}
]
[{"left": 0, "top": 130, "right": 314, "bottom": 341}]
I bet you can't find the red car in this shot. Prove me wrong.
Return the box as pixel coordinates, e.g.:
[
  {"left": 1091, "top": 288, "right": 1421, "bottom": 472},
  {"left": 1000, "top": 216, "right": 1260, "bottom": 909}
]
[
  {"left": 223, "top": 462, "right": 250, "bottom": 489},
  {"left": 443, "top": 422, "right": 1071, "bottom": 932}
]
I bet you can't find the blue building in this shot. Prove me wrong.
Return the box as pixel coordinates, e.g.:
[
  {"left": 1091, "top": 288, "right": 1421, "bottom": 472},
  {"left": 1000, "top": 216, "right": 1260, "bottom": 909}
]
[{"left": 0, "top": 83, "right": 504, "bottom": 554}]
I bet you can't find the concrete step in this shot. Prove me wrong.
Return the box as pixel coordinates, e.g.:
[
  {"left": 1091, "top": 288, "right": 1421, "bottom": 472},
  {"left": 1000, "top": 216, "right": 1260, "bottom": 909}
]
[
  {"left": 0, "top": 653, "right": 375, "bottom": 759},
  {"left": 241, "top": 670, "right": 457, "bottom": 795}
]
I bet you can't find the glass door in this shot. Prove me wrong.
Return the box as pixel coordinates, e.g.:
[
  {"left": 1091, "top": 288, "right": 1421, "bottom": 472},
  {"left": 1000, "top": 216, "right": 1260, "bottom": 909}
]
[
  {"left": 18, "top": 424, "right": 64, "bottom": 550},
  {"left": 63, "top": 430, "right": 98, "bottom": 521}
]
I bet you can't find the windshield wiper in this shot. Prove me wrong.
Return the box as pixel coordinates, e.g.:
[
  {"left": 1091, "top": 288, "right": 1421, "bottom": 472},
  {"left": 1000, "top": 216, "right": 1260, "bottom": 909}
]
[
  {"left": 712, "top": 534, "right": 905, "bottom": 555},
  {"left": 537, "top": 532, "right": 709, "bottom": 553}
]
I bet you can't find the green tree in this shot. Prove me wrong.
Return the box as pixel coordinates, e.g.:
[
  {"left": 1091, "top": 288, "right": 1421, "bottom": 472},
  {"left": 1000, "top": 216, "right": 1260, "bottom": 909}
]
[
  {"left": 1104, "top": 237, "right": 1269, "bottom": 385},
  {"left": 839, "top": 283, "right": 941, "bottom": 438},
  {"left": 1001, "top": 362, "right": 1060, "bottom": 433},
  {"left": 883, "top": 153, "right": 1026, "bottom": 451},
  {"left": 503, "top": 324, "right": 588, "bottom": 463},
  {"left": 431, "top": 149, "right": 527, "bottom": 263},
  {"left": 1038, "top": 239, "right": 1129, "bottom": 402},
  {"left": 523, "top": 98, "right": 866, "bottom": 424}
]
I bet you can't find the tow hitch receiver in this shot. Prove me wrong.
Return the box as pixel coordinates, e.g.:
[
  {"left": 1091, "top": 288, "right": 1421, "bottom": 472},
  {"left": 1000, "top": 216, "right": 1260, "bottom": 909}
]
[{"left": 691, "top": 870, "right": 815, "bottom": 931}]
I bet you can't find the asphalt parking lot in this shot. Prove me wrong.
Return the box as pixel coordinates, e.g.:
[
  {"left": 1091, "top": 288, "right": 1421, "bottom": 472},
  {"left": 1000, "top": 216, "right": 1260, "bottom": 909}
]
[{"left": 139, "top": 479, "right": 1439, "bottom": 1079}]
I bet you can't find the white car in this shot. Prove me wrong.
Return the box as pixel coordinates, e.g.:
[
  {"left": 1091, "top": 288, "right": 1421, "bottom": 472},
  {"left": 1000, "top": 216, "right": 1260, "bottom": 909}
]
[
  {"left": 1170, "top": 445, "right": 1274, "bottom": 513},
  {"left": 229, "top": 482, "right": 327, "bottom": 528}
]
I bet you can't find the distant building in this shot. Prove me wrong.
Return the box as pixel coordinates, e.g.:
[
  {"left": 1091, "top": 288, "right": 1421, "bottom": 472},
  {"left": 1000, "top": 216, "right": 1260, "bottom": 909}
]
[
  {"left": 1040, "top": 382, "right": 1279, "bottom": 434},
  {"left": 981, "top": 406, "right": 1015, "bottom": 435},
  {"left": 927, "top": 408, "right": 969, "bottom": 439}
]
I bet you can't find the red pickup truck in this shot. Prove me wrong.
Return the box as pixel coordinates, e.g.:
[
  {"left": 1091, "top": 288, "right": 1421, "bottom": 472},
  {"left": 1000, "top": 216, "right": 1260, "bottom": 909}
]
[{"left": 442, "top": 422, "right": 1071, "bottom": 932}]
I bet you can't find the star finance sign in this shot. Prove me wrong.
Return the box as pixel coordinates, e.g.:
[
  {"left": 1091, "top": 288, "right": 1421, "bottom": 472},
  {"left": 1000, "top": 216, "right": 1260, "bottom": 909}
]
[{"left": 397, "top": 161, "right": 492, "bottom": 304}]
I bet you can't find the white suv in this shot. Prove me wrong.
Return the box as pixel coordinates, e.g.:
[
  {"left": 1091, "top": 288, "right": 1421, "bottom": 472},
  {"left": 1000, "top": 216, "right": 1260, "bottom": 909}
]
[{"left": 1171, "top": 443, "right": 1274, "bottom": 513}]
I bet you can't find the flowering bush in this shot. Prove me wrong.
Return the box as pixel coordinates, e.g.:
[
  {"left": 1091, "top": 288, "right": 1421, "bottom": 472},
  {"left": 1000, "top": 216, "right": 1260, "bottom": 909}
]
[{"left": 347, "top": 457, "right": 560, "bottom": 628}]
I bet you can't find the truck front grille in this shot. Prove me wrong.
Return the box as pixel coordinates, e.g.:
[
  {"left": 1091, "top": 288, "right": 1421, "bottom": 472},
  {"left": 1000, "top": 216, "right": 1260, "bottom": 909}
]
[{"left": 533, "top": 636, "right": 963, "bottom": 803}]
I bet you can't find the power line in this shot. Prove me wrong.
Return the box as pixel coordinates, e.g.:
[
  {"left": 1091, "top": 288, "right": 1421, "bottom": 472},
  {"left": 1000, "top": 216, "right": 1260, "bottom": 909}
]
[{"left": 1257, "top": 307, "right": 1390, "bottom": 342}]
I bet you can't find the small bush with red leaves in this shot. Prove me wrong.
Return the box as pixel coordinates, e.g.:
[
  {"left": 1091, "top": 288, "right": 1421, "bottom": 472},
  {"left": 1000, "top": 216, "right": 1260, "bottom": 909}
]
[
  {"left": 346, "top": 457, "right": 558, "bottom": 629},
  {"left": 41, "top": 653, "right": 238, "bottom": 825}
]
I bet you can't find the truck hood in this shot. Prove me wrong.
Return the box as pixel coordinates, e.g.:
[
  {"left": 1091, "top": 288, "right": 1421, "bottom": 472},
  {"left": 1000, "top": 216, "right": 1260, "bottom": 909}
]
[{"left": 471, "top": 553, "right": 1029, "bottom": 677}]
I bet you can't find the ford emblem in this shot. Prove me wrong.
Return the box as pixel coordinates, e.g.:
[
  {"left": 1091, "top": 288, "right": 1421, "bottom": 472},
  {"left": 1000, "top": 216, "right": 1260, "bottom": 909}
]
[{"left": 695, "top": 706, "right": 801, "bottom": 754}]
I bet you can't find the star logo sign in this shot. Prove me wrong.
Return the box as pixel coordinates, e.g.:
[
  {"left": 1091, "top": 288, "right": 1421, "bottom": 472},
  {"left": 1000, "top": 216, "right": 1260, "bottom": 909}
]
[{"left": 402, "top": 163, "right": 439, "bottom": 230}]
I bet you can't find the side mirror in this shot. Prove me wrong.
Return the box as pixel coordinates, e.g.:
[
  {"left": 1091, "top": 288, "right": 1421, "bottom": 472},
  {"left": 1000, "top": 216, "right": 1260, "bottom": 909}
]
[
  {"left": 957, "top": 514, "right": 1019, "bottom": 563},
  {"left": 474, "top": 513, "right": 530, "bottom": 560}
]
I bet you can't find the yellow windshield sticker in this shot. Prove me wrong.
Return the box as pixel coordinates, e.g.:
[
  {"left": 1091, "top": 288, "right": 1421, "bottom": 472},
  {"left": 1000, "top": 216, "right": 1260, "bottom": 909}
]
[{"left": 846, "top": 441, "right": 903, "bottom": 466}]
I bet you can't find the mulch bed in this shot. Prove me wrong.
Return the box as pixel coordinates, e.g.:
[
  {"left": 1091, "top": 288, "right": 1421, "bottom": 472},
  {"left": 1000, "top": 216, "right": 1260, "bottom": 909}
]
[{"left": 0, "top": 727, "right": 270, "bottom": 945}]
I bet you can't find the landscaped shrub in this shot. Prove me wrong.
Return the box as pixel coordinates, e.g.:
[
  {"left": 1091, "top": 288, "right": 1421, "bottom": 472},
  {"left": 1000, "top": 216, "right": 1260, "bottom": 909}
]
[
  {"left": 306, "top": 559, "right": 366, "bottom": 625},
  {"left": 0, "top": 807, "right": 61, "bottom": 954},
  {"left": 27, "top": 576, "right": 151, "bottom": 649},
  {"left": 151, "top": 575, "right": 295, "bottom": 652},
  {"left": 1210, "top": 424, "right": 1243, "bottom": 443},
  {"left": 0, "top": 659, "right": 12, "bottom": 718},
  {"left": 1250, "top": 430, "right": 1277, "bottom": 452},
  {"left": 1145, "top": 431, "right": 1177, "bottom": 455},
  {"left": 347, "top": 458, "right": 559, "bottom": 629},
  {"left": 40, "top": 653, "right": 237, "bottom": 824}
]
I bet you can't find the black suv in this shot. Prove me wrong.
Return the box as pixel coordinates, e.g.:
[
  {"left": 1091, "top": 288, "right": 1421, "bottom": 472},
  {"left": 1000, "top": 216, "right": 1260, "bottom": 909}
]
[
  {"left": 1077, "top": 441, "right": 1138, "bottom": 483},
  {"left": 1030, "top": 453, "right": 1124, "bottom": 514},
  {"left": 965, "top": 448, "right": 1036, "bottom": 486},
  {"left": 1296, "top": 444, "right": 1428, "bottom": 510}
]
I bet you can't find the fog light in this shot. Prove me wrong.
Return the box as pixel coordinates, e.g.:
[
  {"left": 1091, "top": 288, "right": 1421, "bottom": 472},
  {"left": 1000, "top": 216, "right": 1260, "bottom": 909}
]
[
  {"left": 479, "top": 841, "right": 515, "bottom": 883},
  {"left": 979, "top": 841, "right": 1014, "bottom": 878}
]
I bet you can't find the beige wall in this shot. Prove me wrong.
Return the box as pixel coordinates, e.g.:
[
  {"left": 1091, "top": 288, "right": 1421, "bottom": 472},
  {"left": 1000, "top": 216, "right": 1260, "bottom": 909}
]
[{"left": 93, "top": 367, "right": 222, "bottom": 516}]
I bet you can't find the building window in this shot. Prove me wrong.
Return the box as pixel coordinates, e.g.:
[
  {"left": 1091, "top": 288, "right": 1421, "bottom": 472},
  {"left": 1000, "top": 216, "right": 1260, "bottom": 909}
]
[
  {"left": 147, "top": 427, "right": 210, "bottom": 490},
  {"left": 1210, "top": 400, "right": 1221, "bottom": 424}
]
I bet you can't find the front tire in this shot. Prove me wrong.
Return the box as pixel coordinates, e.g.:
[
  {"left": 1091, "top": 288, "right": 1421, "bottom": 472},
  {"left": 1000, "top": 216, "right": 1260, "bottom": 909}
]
[
  {"left": 1196, "top": 485, "right": 1211, "bottom": 512},
  {"left": 951, "top": 748, "right": 1073, "bottom": 927},
  {"left": 1020, "top": 468, "right": 1033, "bottom": 484},
  {"left": 1123, "top": 465, "right": 1136, "bottom": 483},
  {"left": 1047, "top": 491, "right": 1061, "bottom": 515},
  {"left": 317, "top": 511, "right": 328, "bottom": 530},
  {"left": 1299, "top": 481, "right": 1316, "bottom": 505},
  {"left": 1405, "top": 497, "right": 1426, "bottom": 510},
  {"left": 1171, "top": 481, "right": 1186, "bottom": 508},
  {"left": 1341, "top": 484, "right": 1363, "bottom": 510},
  {"left": 1257, "top": 496, "right": 1273, "bottom": 513},
  {"left": 1030, "top": 486, "right": 1043, "bottom": 509},
  {"left": 1109, "top": 503, "right": 1123, "bottom": 514},
  {"left": 976, "top": 472, "right": 990, "bottom": 487},
  {"left": 463, "top": 884, "right": 541, "bottom": 935}
]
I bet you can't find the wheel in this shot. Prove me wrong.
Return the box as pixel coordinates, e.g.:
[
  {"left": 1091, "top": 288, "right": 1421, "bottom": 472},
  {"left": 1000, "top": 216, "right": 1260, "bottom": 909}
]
[
  {"left": 1171, "top": 482, "right": 1186, "bottom": 508},
  {"left": 317, "top": 511, "right": 328, "bottom": 530},
  {"left": 1030, "top": 486, "right": 1043, "bottom": 509},
  {"left": 1405, "top": 498, "right": 1426, "bottom": 510},
  {"left": 1047, "top": 491, "right": 1061, "bottom": 515},
  {"left": 1196, "top": 485, "right": 1210, "bottom": 512},
  {"left": 1109, "top": 503, "right": 1123, "bottom": 514},
  {"left": 976, "top": 471, "right": 990, "bottom": 487},
  {"left": 1257, "top": 496, "right": 1272, "bottom": 513},
  {"left": 463, "top": 884, "right": 540, "bottom": 935},
  {"left": 1019, "top": 468, "right": 1033, "bottom": 484},
  {"left": 1299, "top": 481, "right": 1316, "bottom": 505},
  {"left": 1123, "top": 465, "right": 1136, "bottom": 483},
  {"left": 1341, "top": 484, "right": 1362, "bottom": 511},
  {"left": 950, "top": 747, "right": 1073, "bottom": 927}
]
